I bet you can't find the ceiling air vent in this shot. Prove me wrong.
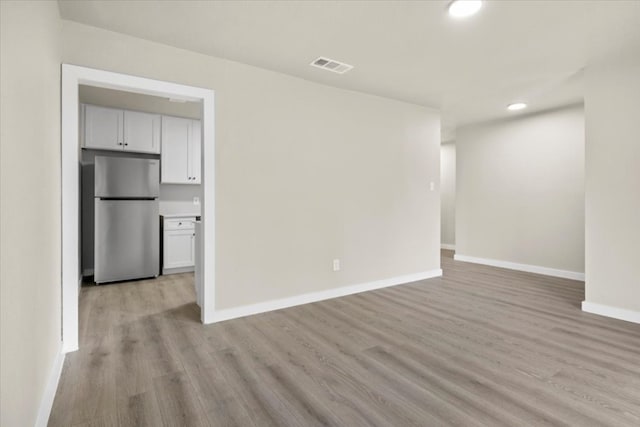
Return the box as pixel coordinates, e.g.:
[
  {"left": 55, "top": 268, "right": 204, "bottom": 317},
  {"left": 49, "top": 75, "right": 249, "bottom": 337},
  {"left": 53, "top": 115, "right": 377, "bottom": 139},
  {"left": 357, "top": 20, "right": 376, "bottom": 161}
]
[{"left": 310, "top": 57, "right": 354, "bottom": 74}]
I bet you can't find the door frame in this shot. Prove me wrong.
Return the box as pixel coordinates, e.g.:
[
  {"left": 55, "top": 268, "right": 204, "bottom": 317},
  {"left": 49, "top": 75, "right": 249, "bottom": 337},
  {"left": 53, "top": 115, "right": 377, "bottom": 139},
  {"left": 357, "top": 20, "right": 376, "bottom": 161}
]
[{"left": 61, "top": 64, "right": 216, "bottom": 353}]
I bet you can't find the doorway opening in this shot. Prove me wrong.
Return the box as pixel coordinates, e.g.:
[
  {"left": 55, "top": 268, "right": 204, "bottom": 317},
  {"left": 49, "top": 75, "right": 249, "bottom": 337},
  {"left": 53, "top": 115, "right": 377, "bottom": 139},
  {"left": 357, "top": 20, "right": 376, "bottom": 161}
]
[{"left": 61, "top": 65, "right": 215, "bottom": 353}]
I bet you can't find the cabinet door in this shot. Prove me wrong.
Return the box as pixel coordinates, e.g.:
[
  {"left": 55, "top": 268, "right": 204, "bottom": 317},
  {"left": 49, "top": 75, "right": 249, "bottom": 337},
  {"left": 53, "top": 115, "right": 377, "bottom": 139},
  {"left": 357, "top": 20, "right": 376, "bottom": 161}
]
[
  {"left": 164, "top": 229, "right": 195, "bottom": 269},
  {"left": 84, "top": 104, "right": 123, "bottom": 151},
  {"left": 161, "top": 116, "right": 190, "bottom": 183},
  {"left": 124, "top": 110, "right": 161, "bottom": 154},
  {"left": 188, "top": 120, "right": 202, "bottom": 184}
]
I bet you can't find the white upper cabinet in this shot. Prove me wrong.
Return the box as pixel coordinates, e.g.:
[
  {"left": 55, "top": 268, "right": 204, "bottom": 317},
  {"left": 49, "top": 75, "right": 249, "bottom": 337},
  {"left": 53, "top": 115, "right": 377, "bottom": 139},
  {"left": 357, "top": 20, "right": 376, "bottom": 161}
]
[
  {"left": 161, "top": 116, "right": 190, "bottom": 183},
  {"left": 83, "top": 104, "right": 123, "bottom": 151},
  {"left": 161, "top": 116, "right": 201, "bottom": 185},
  {"left": 82, "top": 104, "right": 161, "bottom": 154},
  {"left": 123, "top": 110, "right": 161, "bottom": 154},
  {"left": 83, "top": 104, "right": 201, "bottom": 183},
  {"left": 188, "top": 119, "right": 201, "bottom": 184}
]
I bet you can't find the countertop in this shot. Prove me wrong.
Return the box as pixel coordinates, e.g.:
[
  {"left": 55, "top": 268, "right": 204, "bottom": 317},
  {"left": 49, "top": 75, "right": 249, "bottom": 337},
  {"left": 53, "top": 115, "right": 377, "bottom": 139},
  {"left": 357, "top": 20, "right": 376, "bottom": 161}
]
[
  {"left": 159, "top": 201, "right": 200, "bottom": 218},
  {"left": 161, "top": 213, "right": 200, "bottom": 218}
]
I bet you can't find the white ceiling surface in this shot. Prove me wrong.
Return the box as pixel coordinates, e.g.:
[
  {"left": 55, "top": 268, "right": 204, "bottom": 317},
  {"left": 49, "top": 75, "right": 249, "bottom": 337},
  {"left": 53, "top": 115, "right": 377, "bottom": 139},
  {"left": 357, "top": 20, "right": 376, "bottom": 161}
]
[
  {"left": 58, "top": 1, "right": 640, "bottom": 140},
  {"left": 79, "top": 85, "right": 201, "bottom": 119}
]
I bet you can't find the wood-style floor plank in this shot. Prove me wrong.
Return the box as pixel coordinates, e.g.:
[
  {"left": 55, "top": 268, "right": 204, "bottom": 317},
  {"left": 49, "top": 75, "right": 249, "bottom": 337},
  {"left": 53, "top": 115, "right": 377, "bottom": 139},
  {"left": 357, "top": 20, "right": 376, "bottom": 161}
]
[{"left": 49, "top": 252, "right": 640, "bottom": 426}]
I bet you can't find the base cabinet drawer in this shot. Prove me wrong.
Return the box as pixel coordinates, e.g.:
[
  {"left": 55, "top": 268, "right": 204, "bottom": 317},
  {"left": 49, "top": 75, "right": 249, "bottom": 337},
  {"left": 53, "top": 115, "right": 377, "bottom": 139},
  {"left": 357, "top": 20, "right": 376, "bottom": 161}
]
[{"left": 164, "top": 217, "right": 196, "bottom": 231}]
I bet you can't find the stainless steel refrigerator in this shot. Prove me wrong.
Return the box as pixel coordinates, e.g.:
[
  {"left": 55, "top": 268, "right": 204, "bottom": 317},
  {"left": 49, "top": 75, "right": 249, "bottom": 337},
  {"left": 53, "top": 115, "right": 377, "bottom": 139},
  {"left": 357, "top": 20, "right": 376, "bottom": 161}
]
[{"left": 94, "top": 156, "right": 159, "bottom": 283}]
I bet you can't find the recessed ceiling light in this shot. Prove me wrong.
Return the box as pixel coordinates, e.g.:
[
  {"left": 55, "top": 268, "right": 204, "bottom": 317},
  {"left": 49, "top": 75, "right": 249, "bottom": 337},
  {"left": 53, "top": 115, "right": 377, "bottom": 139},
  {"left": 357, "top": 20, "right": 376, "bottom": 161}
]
[
  {"left": 507, "top": 102, "right": 527, "bottom": 111},
  {"left": 448, "top": 0, "right": 483, "bottom": 18}
]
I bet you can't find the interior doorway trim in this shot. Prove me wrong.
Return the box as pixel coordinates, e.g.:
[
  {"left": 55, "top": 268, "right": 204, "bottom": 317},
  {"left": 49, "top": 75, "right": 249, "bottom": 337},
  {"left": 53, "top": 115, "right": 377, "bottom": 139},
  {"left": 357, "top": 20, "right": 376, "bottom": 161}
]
[{"left": 61, "top": 64, "right": 215, "bottom": 353}]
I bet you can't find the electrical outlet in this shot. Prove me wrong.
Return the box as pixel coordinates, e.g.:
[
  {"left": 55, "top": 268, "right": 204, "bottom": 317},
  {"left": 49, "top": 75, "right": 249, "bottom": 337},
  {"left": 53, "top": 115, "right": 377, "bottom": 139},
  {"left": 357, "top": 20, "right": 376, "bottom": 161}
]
[
  {"left": 429, "top": 181, "right": 435, "bottom": 191},
  {"left": 193, "top": 197, "right": 200, "bottom": 205},
  {"left": 333, "top": 259, "right": 340, "bottom": 272}
]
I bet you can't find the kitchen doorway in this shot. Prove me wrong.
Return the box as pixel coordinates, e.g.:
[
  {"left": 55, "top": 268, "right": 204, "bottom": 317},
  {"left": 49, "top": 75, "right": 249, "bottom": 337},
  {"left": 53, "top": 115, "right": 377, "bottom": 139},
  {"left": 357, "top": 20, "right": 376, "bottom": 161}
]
[{"left": 61, "top": 64, "right": 216, "bottom": 353}]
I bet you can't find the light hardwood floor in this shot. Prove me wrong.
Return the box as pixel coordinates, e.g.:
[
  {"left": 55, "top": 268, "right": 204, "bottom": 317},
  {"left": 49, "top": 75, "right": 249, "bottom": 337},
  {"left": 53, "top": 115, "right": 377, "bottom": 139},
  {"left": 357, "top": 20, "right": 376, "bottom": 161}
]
[{"left": 49, "top": 250, "right": 640, "bottom": 426}]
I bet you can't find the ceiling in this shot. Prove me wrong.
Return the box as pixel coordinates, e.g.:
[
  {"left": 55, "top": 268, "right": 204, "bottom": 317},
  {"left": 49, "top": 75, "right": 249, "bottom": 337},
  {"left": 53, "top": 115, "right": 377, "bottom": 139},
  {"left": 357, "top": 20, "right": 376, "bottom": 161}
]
[
  {"left": 58, "top": 1, "right": 640, "bottom": 141},
  {"left": 79, "top": 85, "right": 201, "bottom": 119}
]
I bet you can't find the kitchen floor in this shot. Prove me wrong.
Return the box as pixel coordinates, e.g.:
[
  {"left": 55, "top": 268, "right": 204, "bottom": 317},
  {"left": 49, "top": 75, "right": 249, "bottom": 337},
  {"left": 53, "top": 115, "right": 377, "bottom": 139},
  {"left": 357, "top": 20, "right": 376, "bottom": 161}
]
[
  {"left": 49, "top": 272, "right": 200, "bottom": 426},
  {"left": 49, "top": 252, "right": 640, "bottom": 426}
]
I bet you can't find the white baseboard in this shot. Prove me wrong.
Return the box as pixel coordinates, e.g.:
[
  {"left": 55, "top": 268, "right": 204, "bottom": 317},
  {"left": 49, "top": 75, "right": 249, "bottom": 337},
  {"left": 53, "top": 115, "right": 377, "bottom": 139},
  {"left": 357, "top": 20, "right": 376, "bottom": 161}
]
[
  {"left": 212, "top": 269, "right": 443, "bottom": 323},
  {"left": 163, "top": 266, "right": 195, "bottom": 275},
  {"left": 582, "top": 301, "right": 640, "bottom": 324},
  {"left": 453, "top": 254, "right": 585, "bottom": 281},
  {"left": 35, "top": 343, "right": 65, "bottom": 427},
  {"left": 441, "top": 243, "right": 456, "bottom": 250},
  {"left": 82, "top": 268, "right": 94, "bottom": 277}
]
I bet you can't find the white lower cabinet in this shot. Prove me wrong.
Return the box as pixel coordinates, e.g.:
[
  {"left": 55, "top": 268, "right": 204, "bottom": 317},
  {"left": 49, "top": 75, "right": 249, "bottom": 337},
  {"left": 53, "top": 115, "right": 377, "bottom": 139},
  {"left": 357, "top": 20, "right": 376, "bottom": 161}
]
[{"left": 163, "top": 216, "right": 196, "bottom": 274}]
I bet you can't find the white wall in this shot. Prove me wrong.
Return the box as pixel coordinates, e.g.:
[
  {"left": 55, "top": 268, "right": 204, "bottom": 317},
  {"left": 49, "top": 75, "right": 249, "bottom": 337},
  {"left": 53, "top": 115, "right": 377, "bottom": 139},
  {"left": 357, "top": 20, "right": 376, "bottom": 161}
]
[
  {"left": 61, "top": 20, "right": 441, "bottom": 310},
  {"left": 584, "top": 57, "right": 640, "bottom": 315},
  {"left": 440, "top": 143, "right": 456, "bottom": 247},
  {"left": 456, "top": 105, "right": 585, "bottom": 275},
  {"left": 0, "top": 2, "right": 62, "bottom": 425}
]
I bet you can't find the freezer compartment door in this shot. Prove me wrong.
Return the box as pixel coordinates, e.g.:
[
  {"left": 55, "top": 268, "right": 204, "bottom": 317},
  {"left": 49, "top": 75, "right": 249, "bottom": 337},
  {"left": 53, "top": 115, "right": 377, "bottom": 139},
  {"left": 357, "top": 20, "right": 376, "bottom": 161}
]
[
  {"left": 95, "top": 199, "right": 159, "bottom": 283},
  {"left": 95, "top": 156, "right": 159, "bottom": 198}
]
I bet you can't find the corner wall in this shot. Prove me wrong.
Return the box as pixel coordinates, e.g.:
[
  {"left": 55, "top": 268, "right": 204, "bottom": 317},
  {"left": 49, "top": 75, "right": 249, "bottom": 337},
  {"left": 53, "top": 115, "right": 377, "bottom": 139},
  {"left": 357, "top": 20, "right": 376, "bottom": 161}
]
[
  {"left": 455, "top": 105, "right": 585, "bottom": 277},
  {"left": 584, "top": 57, "right": 640, "bottom": 318},
  {"left": 440, "top": 143, "right": 456, "bottom": 248},
  {"left": 1, "top": 2, "right": 62, "bottom": 425}
]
